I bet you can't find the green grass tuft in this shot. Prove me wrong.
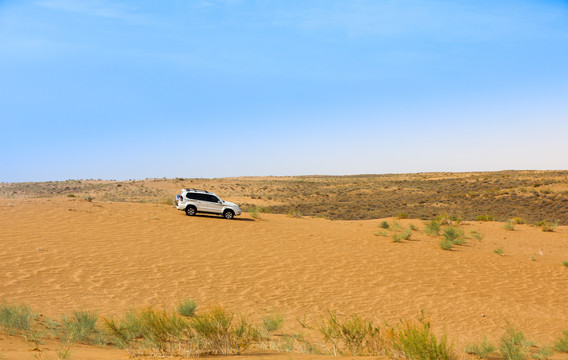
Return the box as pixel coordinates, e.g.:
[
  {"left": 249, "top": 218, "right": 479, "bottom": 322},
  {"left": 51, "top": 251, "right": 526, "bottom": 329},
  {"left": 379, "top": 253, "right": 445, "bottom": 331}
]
[
  {"left": 61, "top": 310, "right": 98, "bottom": 343},
  {"left": 0, "top": 303, "right": 37, "bottom": 335},
  {"left": 394, "top": 313, "right": 456, "bottom": 360},
  {"left": 553, "top": 330, "right": 568, "bottom": 352},
  {"left": 475, "top": 214, "right": 494, "bottom": 222},
  {"left": 424, "top": 220, "right": 441, "bottom": 236},
  {"left": 262, "top": 314, "right": 284, "bottom": 334},
  {"left": 504, "top": 220, "right": 515, "bottom": 231},
  {"left": 494, "top": 247, "right": 505, "bottom": 256},
  {"left": 500, "top": 326, "right": 532, "bottom": 360},
  {"left": 466, "top": 336, "right": 496, "bottom": 358},
  {"left": 177, "top": 299, "right": 197, "bottom": 317},
  {"left": 536, "top": 220, "right": 558, "bottom": 232},
  {"left": 379, "top": 221, "right": 390, "bottom": 229}
]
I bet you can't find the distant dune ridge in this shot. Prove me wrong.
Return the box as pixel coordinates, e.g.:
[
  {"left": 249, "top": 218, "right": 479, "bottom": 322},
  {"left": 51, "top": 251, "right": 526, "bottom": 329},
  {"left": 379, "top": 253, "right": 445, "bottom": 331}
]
[
  {"left": 1, "top": 171, "right": 568, "bottom": 359},
  {"left": 2, "top": 170, "right": 567, "bottom": 224}
]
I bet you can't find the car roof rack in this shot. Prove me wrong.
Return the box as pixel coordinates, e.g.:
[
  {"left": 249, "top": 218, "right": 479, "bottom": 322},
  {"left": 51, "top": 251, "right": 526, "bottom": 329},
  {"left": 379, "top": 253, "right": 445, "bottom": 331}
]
[{"left": 183, "top": 188, "right": 211, "bottom": 194}]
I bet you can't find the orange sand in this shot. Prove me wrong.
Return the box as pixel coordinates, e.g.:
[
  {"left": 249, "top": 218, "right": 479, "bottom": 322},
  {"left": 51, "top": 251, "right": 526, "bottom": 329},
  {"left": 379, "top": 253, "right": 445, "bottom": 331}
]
[{"left": 1, "top": 198, "right": 567, "bottom": 359}]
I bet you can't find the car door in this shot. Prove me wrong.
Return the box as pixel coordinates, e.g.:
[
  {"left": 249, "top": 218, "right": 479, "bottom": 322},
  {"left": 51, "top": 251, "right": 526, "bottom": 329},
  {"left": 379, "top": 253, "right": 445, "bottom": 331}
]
[{"left": 207, "top": 195, "right": 224, "bottom": 214}]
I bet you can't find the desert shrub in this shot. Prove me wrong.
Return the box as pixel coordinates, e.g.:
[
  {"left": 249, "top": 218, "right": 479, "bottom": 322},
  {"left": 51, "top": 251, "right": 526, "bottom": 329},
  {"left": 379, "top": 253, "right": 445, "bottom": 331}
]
[
  {"left": 262, "top": 314, "right": 283, "bottom": 334},
  {"left": 249, "top": 207, "right": 260, "bottom": 219},
  {"left": 177, "top": 299, "right": 197, "bottom": 317},
  {"left": 392, "top": 229, "right": 412, "bottom": 243},
  {"left": 248, "top": 206, "right": 269, "bottom": 219},
  {"left": 391, "top": 221, "right": 403, "bottom": 231},
  {"left": 533, "top": 346, "right": 555, "bottom": 360},
  {"left": 397, "top": 213, "right": 409, "bottom": 219},
  {"left": 435, "top": 213, "right": 453, "bottom": 226},
  {"left": 61, "top": 310, "right": 98, "bottom": 343},
  {"left": 82, "top": 195, "right": 94, "bottom": 202},
  {"left": 562, "top": 261, "right": 568, "bottom": 267},
  {"left": 504, "top": 221, "right": 515, "bottom": 231},
  {"left": 379, "top": 221, "right": 390, "bottom": 229},
  {"left": 536, "top": 221, "right": 557, "bottom": 232},
  {"left": 443, "top": 227, "right": 465, "bottom": 245},
  {"left": 500, "top": 326, "right": 531, "bottom": 360},
  {"left": 466, "top": 336, "right": 496, "bottom": 358},
  {"left": 374, "top": 230, "right": 388, "bottom": 237},
  {"left": 424, "top": 220, "right": 441, "bottom": 236},
  {"left": 440, "top": 239, "right": 454, "bottom": 251},
  {"left": 191, "top": 307, "right": 259, "bottom": 355},
  {"left": 512, "top": 217, "right": 525, "bottom": 224},
  {"left": 494, "top": 247, "right": 505, "bottom": 256},
  {"left": 105, "top": 308, "right": 188, "bottom": 353},
  {"left": 393, "top": 314, "right": 456, "bottom": 360},
  {"left": 160, "top": 197, "right": 174, "bottom": 206},
  {"left": 0, "top": 303, "right": 37, "bottom": 335},
  {"left": 67, "top": 193, "right": 76, "bottom": 197},
  {"left": 553, "top": 330, "right": 568, "bottom": 352},
  {"left": 409, "top": 224, "right": 419, "bottom": 231},
  {"left": 288, "top": 209, "right": 303, "bottom": 218},
  {"left": 317, "top": 311, "right": 382, "bottom": 356},
  {"left": 475, "top": 214, "right": 494, "bottom": 222}
]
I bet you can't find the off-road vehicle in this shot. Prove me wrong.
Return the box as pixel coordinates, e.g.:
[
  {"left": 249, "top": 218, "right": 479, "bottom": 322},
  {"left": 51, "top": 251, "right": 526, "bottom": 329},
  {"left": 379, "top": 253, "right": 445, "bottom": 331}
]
[{"left": 175, "top": 189, "right": 241, "bottom": 219}]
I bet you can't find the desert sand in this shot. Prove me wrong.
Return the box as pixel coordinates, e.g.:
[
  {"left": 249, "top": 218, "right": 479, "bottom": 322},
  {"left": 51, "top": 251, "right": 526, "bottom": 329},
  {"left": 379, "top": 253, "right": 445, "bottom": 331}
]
[{"left": 1, "top": 197, "right": 567, "bottom": 359}]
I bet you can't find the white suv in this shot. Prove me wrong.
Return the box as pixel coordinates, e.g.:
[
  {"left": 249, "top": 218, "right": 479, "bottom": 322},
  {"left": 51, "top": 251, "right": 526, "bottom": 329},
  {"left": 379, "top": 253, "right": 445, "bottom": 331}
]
[{"left": 175, "top": 189, "right": 241, "bottom": 219}]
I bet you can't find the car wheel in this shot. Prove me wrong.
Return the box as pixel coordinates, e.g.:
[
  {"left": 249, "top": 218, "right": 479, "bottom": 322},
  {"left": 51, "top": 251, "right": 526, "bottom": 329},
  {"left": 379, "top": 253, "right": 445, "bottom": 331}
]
[
  {"left": 185, "top": 206, "right": 197, "bottom": 216},
  {"left": 223, "top": 209, "right": 234, "bottom": 219}
]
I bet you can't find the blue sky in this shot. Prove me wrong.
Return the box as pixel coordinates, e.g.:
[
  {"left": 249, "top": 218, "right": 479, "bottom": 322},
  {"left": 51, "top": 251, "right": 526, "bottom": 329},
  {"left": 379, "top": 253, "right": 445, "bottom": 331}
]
[{"left": 1, "top": 0, "right": 567, "bottom": 182}]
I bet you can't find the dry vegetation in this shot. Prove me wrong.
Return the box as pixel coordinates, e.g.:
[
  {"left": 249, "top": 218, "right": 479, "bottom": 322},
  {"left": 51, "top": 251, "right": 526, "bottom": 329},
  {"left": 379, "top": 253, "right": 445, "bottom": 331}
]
[{"left": 2, "top": 170, "right": 568, "bottom": 224}]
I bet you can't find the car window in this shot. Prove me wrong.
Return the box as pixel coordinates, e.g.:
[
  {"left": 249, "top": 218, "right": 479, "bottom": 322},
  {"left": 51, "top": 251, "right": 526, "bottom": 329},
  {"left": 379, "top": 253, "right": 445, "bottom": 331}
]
[
  {"left": 186, "top": 193, "right": 199, "bottom": 200},
  {"left": 209, "top": 195, "right": 220, "bottom": 203}
]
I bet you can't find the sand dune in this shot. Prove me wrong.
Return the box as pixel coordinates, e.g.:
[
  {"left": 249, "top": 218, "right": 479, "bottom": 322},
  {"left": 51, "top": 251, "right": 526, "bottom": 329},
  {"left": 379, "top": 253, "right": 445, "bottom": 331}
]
[{"left": 1, "top": 197, "right": 567, "bottom": 358}]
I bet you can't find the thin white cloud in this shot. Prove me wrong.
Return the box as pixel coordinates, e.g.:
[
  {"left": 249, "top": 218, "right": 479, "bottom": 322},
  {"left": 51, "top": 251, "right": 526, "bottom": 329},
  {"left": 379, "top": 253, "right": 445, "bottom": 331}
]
[{"left": 36, "top": 0, "right": 149, "bottom": 24}]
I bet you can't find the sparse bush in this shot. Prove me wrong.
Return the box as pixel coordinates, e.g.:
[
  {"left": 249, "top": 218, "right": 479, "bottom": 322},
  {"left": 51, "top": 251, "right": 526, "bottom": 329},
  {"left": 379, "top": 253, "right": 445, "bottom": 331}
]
[
  {"left": 500, "top": 326, "right": 532, "bottom": 360},
  {"left": 393, "top": 229, "right": 412, "bottom": 243},
  {"left": 424, "top": 220, "right": 441, "bottom": 236},
  {"left": 105, "top": 308, "right": 188, "bottom": 353},
  {"left": 553, "top": 330, "right": 568, "bottom": 352},
  {"left": 562, "top": 261, "right": 568, "bottom": 267},
  {"left": 191, "top": 307, "right": 259, "bottom": 355},
  {"left": 177, "top": 299, "right": 197, "bottom": 317},
  {"left": 494, "top": 247, "right": 505, "bottom": 256},
  {"left": 512, "top": 217, "right": 525, "bottom": 224},
  {"left": 374, "top": 230, "right": 388, "bottom": 237},
  {"left": 391, "top": 221, "right": 403, "bottom": 231},
  {"left": 317, "top": 311, "right": 381, "bottom": 356},
  {"left": 249, "top": 206, "right": 261, "bottom": 219},
  {"left": 61, "top": 310, "right": 98, "bottom": 343},
  {"left": 394, "top": 313, "right": 456, "bottom": 360},
  {"left": 262, "top": 314, "right": 283, "bottom": 334},
  {"left": 397, "top": 213, "right": 409, "bottom": 219},
  {"left": 67, "top": 193, "right": 76, "bottom": 198},
  {"left": 475, "top": 214, "right": 494, "bottom": 222},
  {"left": 379, "top": 221, "right": 390, "bottom": 229},
  {"left": 504, "top": 221, "right": 515, "bottom": 231},
  {"left": 443, "top": 227, "right": 465, "bottom": 246},
  {"left": 288, "top": 209, "right": 303, "bottom": 218},
  {"left": 82, "top": 195, "right": 94, "bottom": 202},
  {"left": 533, "top": 346, "right": 554, "bottom": 360},
  {"left": 0, "top": 303, "right": 36, "bottom": 335},
  {"left": 466, "top": 336, "right": 496, "bottom": 358},
  {"left": 440, "top": 238, "right": 454, "bottom": 251},
  {"left": 536, "top": 221, "right": 557, "bottom": 232},
  {"left": 436, "top": 213, "right": 453, "bottom": 225},
  {"left": 160, "top": 197, "right": 174, "bottom": 206},
  {"left": 409, "top": 224, "right": 419, "bottom": 231}
]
